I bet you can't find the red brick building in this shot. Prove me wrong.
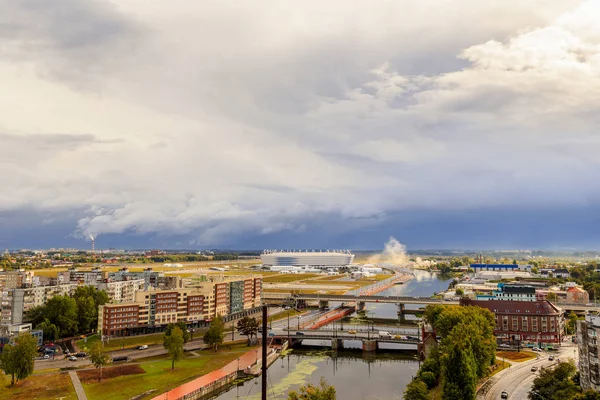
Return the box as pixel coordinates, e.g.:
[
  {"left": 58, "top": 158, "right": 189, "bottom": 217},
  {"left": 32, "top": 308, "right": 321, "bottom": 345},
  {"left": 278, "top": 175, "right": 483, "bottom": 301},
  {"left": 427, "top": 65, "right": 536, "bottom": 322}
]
[{"left": 461, "top": 298, "right": 564, "bottom": 344}]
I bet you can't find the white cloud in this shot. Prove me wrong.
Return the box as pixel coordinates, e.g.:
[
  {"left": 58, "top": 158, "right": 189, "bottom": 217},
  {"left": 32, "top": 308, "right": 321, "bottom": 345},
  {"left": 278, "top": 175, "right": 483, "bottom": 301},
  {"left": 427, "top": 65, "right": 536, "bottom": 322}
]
[{"left": 1, "top": 0, "right": 599, "bottom": 246}]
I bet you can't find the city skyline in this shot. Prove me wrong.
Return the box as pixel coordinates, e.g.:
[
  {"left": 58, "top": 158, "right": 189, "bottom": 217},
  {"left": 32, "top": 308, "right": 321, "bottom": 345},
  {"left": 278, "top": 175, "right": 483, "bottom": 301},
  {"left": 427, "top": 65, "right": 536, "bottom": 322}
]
[{"left": 2, "top": 1, "right": 600, "bottom": 250}]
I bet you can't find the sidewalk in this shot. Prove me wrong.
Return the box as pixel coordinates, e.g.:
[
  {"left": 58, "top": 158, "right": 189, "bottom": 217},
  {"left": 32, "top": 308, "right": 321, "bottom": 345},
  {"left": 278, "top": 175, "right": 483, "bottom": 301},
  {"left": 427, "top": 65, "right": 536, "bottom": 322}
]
[
  {"left": 151, "top": 346, "right": 264, "bottom": 400},
  {"left": 69, "top": 371, "right": 88, "bottom": 400}
]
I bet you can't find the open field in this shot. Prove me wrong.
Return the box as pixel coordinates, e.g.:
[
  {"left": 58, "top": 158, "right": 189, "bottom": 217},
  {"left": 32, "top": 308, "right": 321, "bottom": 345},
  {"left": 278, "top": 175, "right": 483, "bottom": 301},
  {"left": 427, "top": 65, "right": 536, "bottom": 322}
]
[
  {"left": 263, "top": 274, "right": 320, "bottom": 283},
  {"left": 82, "top": 344, "right": 251, "bottom": 400},
  {"left": 0, "top": 371, "right": 77, "bottom": 400},
  {"left": 497, "top": 350, "right": 537, "bottom": 362}
]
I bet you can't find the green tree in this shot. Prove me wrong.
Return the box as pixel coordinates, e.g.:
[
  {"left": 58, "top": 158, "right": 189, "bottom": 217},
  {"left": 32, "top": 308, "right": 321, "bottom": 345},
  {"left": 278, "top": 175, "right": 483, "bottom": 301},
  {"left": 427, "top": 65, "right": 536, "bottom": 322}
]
[
  {"left": 163, "top": 326, "right": 185, "bottom": 369},
  {"left": 531, "top": 267, "right": 539, "bottom": 274},
  {"left": 203, "top": 316, "right": 225, "bottom": 351},
  {"left": 35, "top": 318, "right": 60, "bottom": 342},
  {"left": 403, "top": 379, "right": 428, "bottom": 400},
  {"left": 288, "top": 377, "right": 336, "bottom": 400},
  {"left": 165, "top": 322, "right": 191, "bottom": 343},
  {"left": 237, "top": 316, "right": 259, "bottom": 344},
  {"left": 0, "top": 332, "right": 38, "bottom": 385},
  {"left": 89, "top": 341, "right": 109, "bottom": 381},
  {"left": 455, "top": 288, "right": 464, "bottom": 297},
  {"left": 76, "top": 295, "right": 96, "bottom": 333},
  {"left": 441, "top": 327, "right": 478, "bottom": 400},
  {"left": 529, "top": 362, "right": 579, "bottom": 400},
  {"left": 572, "top": 390, "right": 600, "bottom": 400},
  {"left": 418, "top": 371, "right": 437, "bottom": 389},
  {"left": 27, "top": 295, "right": 78, "bottom": 337}
]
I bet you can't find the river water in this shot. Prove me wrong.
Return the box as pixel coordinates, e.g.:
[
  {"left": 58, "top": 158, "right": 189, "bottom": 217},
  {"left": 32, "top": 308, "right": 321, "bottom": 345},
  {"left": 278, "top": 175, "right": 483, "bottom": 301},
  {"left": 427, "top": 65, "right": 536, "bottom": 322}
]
[{"left": 213, "top": 270, "right": 452, "bottom": 400}]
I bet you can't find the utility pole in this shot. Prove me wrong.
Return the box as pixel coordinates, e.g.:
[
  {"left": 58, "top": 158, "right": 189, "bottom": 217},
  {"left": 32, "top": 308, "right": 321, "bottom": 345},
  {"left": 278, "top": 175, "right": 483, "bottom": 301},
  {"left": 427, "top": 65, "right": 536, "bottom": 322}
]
[{"left": 262, "top": 305, "right": 268, "bottom": 400}]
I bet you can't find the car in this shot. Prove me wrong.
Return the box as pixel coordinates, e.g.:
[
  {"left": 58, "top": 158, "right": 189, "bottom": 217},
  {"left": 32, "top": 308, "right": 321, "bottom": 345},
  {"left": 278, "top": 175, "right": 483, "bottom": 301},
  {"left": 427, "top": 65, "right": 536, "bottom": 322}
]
[
  {"left": 501, "top": 390, "right": 509, "bottom": 399},
  {"left": 64, "top": 350, "right": 70, "bottom": 355},
  {"left": 268, "top": 332, "right": 275, "bottom": 337},
  {"left": 549, "top": 356, "right": 555, "bottom": 361},
  {"left": 137, "top": 345, "right": 148, "bottom": 350},
  {"left": 499, "top": 344, "right": 511, "bottom": 348},
  {"left": 348, "top": 330, "right": 357, "bottom": 334},
  {"left": 295, "top": 331, "right": 305, "bottom": 336},
  {"left": 43, "top": 354, "right": 50, "bottom": 359},
  {"left": 68, "top": 356, "right": 77, "bottom": 361},
  {"left": 532, "top": 347, "right": 541, "bottom": 352},
  {"left": 531, "top": 366, "right": 538, "bottom": 372}
]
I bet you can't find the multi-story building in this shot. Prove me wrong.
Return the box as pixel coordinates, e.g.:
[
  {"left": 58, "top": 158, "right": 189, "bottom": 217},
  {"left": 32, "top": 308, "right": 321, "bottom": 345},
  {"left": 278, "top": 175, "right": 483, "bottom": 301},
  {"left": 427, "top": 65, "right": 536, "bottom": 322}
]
[
  {"left": 567, "top": 286, "right": 590, "bottom": 305},
  {"left": 578, "top": 315, "right": 600, "bottom": 392},
  {"left": 476, "top": 283, "right": 536, "bottom": 302},
  {"left": 461, "top": 298, "right": 564, "bottom": 345},
  {"left": 98, "top": 279, "right": 145, "bottom": 304},
  {"left": 98, "top": 276, "right": 262, "bottom": 337},
  {"left": 1, "top": 284, "right": 78, "bottom": 325},
  {"left": 0, "top": 270, "right": 34, "bottom": 289}
]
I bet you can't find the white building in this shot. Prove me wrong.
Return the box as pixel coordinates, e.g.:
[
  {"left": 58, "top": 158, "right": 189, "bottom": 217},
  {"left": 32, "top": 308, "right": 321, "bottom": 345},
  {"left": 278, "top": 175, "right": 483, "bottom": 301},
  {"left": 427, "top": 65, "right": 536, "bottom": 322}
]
[{"left": 261, "top": 250, "right": 354, "bottom": 269}]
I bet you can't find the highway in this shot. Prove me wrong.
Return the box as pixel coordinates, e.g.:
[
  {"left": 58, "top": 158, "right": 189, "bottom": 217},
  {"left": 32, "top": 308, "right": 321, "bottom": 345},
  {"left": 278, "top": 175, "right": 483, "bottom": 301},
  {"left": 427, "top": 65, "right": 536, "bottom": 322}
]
[{"left": 484, "top": 342, "right": 579, "bottom": 400}]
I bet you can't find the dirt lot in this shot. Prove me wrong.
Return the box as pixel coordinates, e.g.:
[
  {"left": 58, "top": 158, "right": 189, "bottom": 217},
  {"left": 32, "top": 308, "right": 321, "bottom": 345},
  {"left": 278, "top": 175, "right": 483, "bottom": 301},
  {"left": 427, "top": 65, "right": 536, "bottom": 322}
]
[{"left": 77, "top": 364, "right": 145, "bottom": 383}]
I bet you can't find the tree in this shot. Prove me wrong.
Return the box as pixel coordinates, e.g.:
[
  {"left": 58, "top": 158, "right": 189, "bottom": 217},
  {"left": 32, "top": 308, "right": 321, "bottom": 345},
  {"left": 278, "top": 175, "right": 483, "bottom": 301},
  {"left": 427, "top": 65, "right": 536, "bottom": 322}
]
[
  {"left": 203, "top": 316, "right": 225, "bottom": 351},
  {"left": 76, "top": 295, "right": 96, "bottom": 334},
  {"left": 163, "top": 326, "right": 185, "bottom": 369},
  {"left": 418, "top": 371, "right": 437, "bottom": 389},
  {"left": 529, "top": 362, "right": 579, "bottom": 400},
  {"left": 441, "top": 328, "right": 478, "bottom": 400},
  {"left": 165, "top": 322, "right": 191, "bottom": 343},
  {"left": 531, "top": 267, "right": 539, "bottom": 274},
  {"left": 288, "top": 377, "right": 336, "bottom": 400},
  {"left": 35, "top": 318, "right": 60, "bottom": 342},
  {"left": 573, "top": 390, "right": 600, "bottom": 400},
  {"left": 455, "top": 288, "right": 464, "bottom": 297},
  {"left": 237, "top": 316, "right": 259, "bottom": 344},
  {"left": 403, "top": 379, "right": 428, "bottom": 400},
  {"left": 27, "top": 295, "right": 78, "bottom": 337},
  {"left": 89, "top": 342, "right": 109, "bottom": 381},
  {"left": 0, "top": 332, "right": 38, "bottom": 385}
]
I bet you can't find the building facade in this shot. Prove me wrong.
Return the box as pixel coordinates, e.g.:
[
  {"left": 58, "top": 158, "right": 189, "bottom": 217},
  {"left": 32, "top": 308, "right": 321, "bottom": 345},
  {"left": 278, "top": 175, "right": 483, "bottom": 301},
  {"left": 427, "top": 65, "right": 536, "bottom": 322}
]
[
  {"left": 567, "top": 286, "right": 590, "bottom": 305},
  {"left": 577, "top": 315, "right": 600, "bottom": 392},
  {"left": 261, "top": 250, "right": 354, "bottom": 268},
  {"left": 98, "top": 276, "right": 262, "bottom": 337},
  {"left": 1, "top": 284, "right": 78, "bottom": 325},
  {"left": 461, "top": 298, "right": 564, "bottom": 345}
]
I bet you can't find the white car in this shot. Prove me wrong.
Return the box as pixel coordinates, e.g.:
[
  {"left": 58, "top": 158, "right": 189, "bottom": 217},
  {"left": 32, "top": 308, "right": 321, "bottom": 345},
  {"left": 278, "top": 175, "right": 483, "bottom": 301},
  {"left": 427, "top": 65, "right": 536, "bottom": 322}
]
[{"left": 137, "top": 345, "right": 148, "bottom": 350}]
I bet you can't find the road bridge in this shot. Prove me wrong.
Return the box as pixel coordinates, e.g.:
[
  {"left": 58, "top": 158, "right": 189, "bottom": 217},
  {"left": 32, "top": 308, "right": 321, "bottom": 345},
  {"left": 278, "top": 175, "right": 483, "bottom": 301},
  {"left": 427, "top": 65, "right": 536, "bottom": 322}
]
[{"left": 269, "top": 329, "right": 420, "bottom": 352}]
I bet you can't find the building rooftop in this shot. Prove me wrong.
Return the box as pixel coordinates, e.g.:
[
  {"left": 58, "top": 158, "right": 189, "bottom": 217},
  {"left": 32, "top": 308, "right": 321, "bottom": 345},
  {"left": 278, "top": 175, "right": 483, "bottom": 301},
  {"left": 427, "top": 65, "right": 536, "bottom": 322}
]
[{"left": 462, "top": 299, "right": 561, "bottom": 315}]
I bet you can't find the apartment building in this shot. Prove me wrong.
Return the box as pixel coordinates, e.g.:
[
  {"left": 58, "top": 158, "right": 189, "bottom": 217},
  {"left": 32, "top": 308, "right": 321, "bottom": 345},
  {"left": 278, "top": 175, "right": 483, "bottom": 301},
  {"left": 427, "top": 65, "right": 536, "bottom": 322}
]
[
  {"left": 98, "top": 279, "right": 145, "bottom": 303},
  {"left": 1, "top": 284, "right": 78, "bottom": 325},
  {"left": 461, "top": 298, "right": 564, "bottom": 345},
  {"left": 578, "top": 314, "right": 600, "bottom": 392},
  {"left": 0, "top": 270, "right": 34, "bottom": 290},
  {"left": 98, "top": 276, "right": 262, "bottom": 337}
]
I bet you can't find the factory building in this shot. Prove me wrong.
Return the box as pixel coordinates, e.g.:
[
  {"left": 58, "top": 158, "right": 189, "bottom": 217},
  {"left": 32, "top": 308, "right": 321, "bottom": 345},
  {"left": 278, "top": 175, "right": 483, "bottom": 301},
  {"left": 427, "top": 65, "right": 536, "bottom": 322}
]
[{"left": 261, "top": 250, "right": 354, "bottom": 269}]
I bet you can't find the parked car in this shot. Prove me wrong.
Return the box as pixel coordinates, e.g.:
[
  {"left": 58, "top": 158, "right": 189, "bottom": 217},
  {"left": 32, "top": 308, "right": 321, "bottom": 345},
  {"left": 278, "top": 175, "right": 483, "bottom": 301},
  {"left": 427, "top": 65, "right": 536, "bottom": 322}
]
[
  {"left": 348, "top": 330, "right": 357, "bottom": 334},
  {"left": 549, "top": 356, "right": 555, "bottom": 361},
  {"left": 501, "top": 390, "right": 509, "bottom": 399},
  {"left": 295, "top": 332, "right": 305, "bottom": 336},
  {"left": 137, "top": 345, "right": 148, "bottom": 350},
  {"left": 532, "top": 347, "right": 541, "bottom": 352},
  {"left": 531, "top": 366, "right": 538, "bottom": 372},
  {"left": 43, "top": 354, "right": 50, "bottom": 359},
  {"left": 499, "top": 343, "right": 511, "bottom": 348},
  {"left": 75, "top": 352, "right": 87, "bottom": 358},
  {"left": 268, "top": 332, "right": 275, "bottom": 337},
  {"left": 68, "top": 356, "right": 77, "bottom": 361}
]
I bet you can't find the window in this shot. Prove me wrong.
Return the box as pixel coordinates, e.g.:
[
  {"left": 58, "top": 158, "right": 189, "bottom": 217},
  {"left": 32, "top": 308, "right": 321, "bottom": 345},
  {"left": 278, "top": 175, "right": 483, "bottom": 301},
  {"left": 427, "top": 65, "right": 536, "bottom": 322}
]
[
  {"left": 512, "top": 316, "right": 519, "bottom": 331},
  {"left": 502, "top": 316, "right": 509, "bottom": 331},
  {"left": 532, "top": 318, "right": 538, "bottom": 332},
  {"left": 541, "top": 317, "right": 547, "bottom": 333}
]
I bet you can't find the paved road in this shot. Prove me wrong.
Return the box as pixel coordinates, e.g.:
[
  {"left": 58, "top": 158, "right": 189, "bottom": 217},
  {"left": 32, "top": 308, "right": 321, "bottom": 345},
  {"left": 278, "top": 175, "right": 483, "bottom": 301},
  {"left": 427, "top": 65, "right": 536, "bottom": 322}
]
[
  {"left": 485, "top": 343, "right": 579, "bottom": 400},
  {"left": 34, "top": 307, "right": 315, "bottom": 371}
]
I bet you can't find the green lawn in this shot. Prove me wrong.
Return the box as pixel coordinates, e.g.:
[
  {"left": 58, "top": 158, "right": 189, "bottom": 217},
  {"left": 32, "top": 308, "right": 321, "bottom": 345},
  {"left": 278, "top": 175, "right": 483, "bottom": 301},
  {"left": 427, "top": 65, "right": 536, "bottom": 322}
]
[
  {"left": 82, "top": 345, "right": 252, "bottom": 400},
  {"left": 263, "top": 274, "right": 320, "bottom": 283},
  {"left": 77, "top": 333, "right": 174, "bottom": 352}
]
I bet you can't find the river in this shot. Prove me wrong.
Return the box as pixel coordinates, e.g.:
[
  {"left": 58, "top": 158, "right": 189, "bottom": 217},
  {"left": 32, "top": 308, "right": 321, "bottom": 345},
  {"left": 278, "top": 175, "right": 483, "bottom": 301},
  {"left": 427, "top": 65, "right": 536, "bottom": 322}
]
[{"left": 212, "top": 270, "right": 453, "bottom": 400}]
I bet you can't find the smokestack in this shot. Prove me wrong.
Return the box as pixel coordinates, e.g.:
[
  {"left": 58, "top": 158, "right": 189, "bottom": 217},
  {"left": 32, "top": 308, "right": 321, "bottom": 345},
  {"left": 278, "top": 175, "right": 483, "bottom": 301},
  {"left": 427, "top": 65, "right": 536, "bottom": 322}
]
[{"left": 90, "top": 234, "right": 95, "bottom": 254}]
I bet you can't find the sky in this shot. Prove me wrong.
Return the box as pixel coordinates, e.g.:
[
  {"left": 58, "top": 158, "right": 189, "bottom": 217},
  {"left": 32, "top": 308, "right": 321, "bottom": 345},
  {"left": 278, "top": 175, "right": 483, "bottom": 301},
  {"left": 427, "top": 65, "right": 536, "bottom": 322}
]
[{"left": 2, "top": 0, "right": 600, "bottom": 250}]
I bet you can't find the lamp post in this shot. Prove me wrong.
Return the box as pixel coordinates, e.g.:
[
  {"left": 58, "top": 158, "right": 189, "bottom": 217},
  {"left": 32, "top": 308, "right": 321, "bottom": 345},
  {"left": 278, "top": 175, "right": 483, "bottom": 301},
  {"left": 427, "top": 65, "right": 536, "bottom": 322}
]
[{"left": 297, "top": 316, "right": 300, "bottom": 330}]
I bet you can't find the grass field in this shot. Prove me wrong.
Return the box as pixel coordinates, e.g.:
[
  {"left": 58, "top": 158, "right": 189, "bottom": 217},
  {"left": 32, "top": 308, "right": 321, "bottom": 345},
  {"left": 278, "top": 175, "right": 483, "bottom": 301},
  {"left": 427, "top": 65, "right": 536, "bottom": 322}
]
[
  {"left": 76, "top": 332, "right": 180, "bottom": 352},
  {"left": 82, "top": 345, "right": 252, "bottom": 400},
  {"left": 263, "top": 274, "right": 320, "bottom": 283},
  {"left": 0, "top": 371, "right": 77, "bottom": 400}
]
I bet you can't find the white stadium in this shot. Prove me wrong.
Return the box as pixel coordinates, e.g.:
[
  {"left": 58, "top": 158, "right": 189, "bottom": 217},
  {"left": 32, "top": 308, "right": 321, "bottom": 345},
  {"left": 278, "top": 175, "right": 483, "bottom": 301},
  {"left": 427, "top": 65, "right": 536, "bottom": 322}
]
[{"left": 261, "top": 250, "right": 354, "bottom": 269}]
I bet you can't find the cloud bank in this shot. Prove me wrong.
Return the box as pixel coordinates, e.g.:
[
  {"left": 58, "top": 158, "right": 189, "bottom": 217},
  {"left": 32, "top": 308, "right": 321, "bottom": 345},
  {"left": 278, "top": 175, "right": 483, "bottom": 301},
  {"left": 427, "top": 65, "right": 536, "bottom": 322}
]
[{"left": 1, "top": 0, "right": 599, "bottom": 248}]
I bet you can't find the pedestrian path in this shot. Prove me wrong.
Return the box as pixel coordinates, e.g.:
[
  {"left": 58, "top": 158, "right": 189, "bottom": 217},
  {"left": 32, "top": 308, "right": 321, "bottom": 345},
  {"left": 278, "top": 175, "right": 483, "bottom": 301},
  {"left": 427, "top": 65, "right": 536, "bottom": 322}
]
[
  {"left": 151, "top": 347, "right": 263, "bottom": 400},
  {"left": 69, "top": 370, "right": 88, "bottom": 400}
]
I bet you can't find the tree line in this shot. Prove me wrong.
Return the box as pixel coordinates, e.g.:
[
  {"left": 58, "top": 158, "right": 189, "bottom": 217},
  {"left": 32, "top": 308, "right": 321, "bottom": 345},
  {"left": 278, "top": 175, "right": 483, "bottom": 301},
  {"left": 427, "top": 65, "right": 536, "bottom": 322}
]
[
  {"left": 27, "top": 286, "right": 108, "bottom": 339},
  {"left": 404, "top": 304, "right": 497, "bottom": 400}
]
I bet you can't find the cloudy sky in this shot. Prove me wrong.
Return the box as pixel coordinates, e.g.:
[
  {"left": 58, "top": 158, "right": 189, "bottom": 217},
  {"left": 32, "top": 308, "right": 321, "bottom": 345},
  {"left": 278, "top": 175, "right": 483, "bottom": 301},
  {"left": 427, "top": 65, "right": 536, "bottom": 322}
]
[{"left": 1, "top": 0, "right": 600, "bottom": 250}]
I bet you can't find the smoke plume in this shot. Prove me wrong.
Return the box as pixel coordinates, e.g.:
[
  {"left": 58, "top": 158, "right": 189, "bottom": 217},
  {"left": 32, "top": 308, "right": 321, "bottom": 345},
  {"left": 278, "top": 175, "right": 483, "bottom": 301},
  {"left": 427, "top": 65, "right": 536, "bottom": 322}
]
[{"left": 368, "top": 237, "right": 410, "bottom": 266}]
